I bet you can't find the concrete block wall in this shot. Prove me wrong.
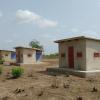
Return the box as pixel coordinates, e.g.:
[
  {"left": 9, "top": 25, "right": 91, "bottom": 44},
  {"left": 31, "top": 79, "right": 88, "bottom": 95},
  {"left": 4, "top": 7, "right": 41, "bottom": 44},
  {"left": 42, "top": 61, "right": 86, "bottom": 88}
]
[{"left": 59, "top": 39, "right": 86, "bottom": 71}]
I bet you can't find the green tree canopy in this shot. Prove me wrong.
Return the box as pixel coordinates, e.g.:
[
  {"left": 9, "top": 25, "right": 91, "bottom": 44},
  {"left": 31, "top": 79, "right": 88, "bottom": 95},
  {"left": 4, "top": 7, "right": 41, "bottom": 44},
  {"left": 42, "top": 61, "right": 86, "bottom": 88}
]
[{"left": 29, "top": 39, "right": 43, "bottom": 50}]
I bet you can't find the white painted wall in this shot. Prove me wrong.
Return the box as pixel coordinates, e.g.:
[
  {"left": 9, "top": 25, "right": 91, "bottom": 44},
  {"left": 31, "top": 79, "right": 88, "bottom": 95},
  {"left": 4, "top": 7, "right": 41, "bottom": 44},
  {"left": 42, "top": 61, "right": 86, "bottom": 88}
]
[
  {"left": 23, "top": 49, "right": 36, "bottom": 64},
  {"left": 59, "top": 39, "right": 86, "bottom": 70},
  {"left": 1, "top": 51, "right": 15, "bottom": 62},
  {"left": 16, "top": 49, "right": 23, "bottom": 63},
  {"left": 86, "top": 40, "right": 100, "bottom": 70}
]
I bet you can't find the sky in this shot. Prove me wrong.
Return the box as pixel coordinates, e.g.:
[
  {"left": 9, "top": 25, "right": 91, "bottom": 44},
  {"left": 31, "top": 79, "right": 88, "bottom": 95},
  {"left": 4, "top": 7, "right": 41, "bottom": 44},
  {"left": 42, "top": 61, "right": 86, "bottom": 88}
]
[{"left": 0, "top": 0, "right": 100, "bottom": 54}]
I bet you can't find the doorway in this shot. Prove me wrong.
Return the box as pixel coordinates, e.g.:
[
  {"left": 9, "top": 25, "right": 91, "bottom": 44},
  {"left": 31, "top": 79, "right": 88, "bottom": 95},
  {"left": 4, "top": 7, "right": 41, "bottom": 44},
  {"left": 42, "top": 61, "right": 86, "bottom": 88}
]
[{"left": 68, "top": 46, "right": 74, "bottom": 69}]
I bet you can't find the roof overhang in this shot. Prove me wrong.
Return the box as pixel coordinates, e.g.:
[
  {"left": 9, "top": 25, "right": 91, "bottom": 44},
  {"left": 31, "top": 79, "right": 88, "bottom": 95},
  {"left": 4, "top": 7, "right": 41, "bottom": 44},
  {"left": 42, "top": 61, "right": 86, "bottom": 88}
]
[
  {"left": 54, "top": 36, "right": 100, "bottom": 43},
  {"left": 0, "top": 50, "right": 15, "bottom": 52},
  {"left": 14, "top": 46, "right": 42, "bottom": 51}
]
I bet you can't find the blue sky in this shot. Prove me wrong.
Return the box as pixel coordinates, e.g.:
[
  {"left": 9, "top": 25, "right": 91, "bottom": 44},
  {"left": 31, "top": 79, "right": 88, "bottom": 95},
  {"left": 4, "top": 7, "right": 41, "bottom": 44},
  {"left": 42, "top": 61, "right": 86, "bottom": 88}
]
[{"left": 0, "top": 0, "right": 100, "bottom": 54}]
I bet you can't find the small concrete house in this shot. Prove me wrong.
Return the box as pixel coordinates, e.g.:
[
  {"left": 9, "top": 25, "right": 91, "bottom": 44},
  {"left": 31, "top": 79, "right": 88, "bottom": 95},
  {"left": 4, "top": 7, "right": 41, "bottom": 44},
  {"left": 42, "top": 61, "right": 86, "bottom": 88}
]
[
  {"left": 15, "top": 47, "right": 42, "bottom": 65},
  {"left": 0, "top": 50, "right": 16, "bottom": 62},
  {"left": 55, "top": 36, "right": 100, "bottom": 77}
]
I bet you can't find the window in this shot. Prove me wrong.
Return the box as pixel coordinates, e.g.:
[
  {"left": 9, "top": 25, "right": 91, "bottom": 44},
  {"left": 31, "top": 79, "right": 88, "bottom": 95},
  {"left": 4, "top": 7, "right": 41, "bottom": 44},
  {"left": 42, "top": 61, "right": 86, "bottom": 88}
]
[
  {"left": 27, "top": 54, "right": 32, "bottom": 57},
  {"left": 61, "top": 53, "right": 65, "bottom": 57},
  {"left": 94, "top": 53, "right": 100, "bottom": 57},
  {"left": 75, "top": 39, "right": 79, "bottom": 41},
  {"left": 5, "top": 54, "right": 8, "bottom": 56},
  {"left": 77, "top": 52, "right": 82, "bottom": 57},
  {"left": 21, "top": 54, "right": 23, "bottom": 57}
]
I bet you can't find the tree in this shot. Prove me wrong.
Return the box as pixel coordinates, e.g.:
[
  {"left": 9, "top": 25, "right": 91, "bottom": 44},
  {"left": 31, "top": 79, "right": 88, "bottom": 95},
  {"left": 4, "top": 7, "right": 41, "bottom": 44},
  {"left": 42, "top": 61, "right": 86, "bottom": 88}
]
[{"left": 29, "top": 39, "right": 43, "bottom": 50}]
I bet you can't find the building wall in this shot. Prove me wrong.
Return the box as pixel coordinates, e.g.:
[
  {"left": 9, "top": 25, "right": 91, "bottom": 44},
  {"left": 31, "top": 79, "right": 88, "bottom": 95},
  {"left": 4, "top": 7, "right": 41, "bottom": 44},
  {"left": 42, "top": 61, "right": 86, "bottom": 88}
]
[
  {"left": 16, "top": 48, "right": 42, "bottom": 64},
  {"left": 11, "top": 52, "right": 16, "bottom": 62},
  {"left": 86, "top": 40, "right": 100, "bottom": 70},
  {"left": 36, "top": 50, "right": 42, "bottom": 62},
  {"left": 23, "top": 49, "right": 36, "bottom": 64},
  {"left": 16, "top": 49, "right": 23, "bottom": 63},
  {"left": 59, "top": 39, "right": 86, "bottom": 70},
  {"left": 1, "top": 51, "right": 12, "bottom": 62}
]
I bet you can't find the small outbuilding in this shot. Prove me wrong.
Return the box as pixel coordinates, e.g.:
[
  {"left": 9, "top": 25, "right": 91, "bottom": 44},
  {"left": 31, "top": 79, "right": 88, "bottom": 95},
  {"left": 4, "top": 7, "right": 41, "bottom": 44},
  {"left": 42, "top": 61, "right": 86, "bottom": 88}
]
[
  {"left": 15, "top": 47, "right": 42, "bottom": 65},
  {"left": 54, "top": 36, "right": 100, "bottom": 77},
  {"left": 0, "top": 50, "right": 16, "bottom": 62}
]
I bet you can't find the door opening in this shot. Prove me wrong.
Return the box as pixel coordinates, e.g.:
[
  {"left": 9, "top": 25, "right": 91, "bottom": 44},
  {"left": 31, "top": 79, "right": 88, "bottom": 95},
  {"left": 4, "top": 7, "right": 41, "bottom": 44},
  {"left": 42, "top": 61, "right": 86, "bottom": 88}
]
[{"left": 68, "top": 46, "right": 74, "bottom": 69}]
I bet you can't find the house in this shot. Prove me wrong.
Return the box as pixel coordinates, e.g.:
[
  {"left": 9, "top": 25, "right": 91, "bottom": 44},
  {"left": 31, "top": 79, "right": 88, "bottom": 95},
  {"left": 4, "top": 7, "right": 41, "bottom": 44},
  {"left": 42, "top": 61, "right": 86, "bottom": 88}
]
[
  {"left": 54, "top": 36, "right": 100, "bottom": 77},
  {"left": 0, "top": 50, "right": 16, "bottom": 62},
  {"left": 15, "top": 47, "right": 42, "bottom": 65}
]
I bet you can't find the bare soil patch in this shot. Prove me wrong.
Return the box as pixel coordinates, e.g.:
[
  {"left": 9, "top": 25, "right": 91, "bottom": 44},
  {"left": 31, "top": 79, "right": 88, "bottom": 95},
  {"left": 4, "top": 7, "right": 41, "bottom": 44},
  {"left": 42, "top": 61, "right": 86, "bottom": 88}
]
[{"left": 0, "top": 59, "right": 100, "bottom": 100}]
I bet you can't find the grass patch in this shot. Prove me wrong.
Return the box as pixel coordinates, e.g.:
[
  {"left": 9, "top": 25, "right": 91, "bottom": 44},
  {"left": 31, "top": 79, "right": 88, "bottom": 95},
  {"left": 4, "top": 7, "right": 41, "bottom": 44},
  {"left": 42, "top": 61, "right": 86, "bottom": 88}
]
[
  {"left": 0, "top": 59, "right": 5, "bottom": 64},
  {"left": 0, "top": 66, "right": 3, "bottom": 74},
  {"left": 11, "top": 67, "right": 24, "bottom": 78}
]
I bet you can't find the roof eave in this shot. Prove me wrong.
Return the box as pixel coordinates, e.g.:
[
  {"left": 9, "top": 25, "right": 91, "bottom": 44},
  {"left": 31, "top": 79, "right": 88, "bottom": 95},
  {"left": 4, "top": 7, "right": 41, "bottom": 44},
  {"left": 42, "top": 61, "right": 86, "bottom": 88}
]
[
  {"left": 14, "top": 46, "right": 42, "bottom": 51},
  {"left": 54, "top": 36, "right": 100, "bottom": 43}
]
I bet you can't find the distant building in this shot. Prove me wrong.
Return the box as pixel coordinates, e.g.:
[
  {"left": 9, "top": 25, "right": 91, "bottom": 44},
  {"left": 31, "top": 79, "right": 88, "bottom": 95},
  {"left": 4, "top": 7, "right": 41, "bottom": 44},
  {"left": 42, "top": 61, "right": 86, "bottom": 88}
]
[
  {"left": 55, "top": 36, "right": 100, "bottom": 77},
  {"left": 0, "top": 50, "right": 16, "bottom": 62},
  {"left": 15, "top": 47, "right": 42, "bottom": 65}
]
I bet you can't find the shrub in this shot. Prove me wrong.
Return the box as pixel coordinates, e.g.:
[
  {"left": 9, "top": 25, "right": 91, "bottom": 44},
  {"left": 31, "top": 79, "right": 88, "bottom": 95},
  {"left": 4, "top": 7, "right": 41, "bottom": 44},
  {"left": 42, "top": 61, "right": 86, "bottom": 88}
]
[
  {"left": 11, "top": 67, "right": 24, "bottom": 78},
  {"left": 0, "top": 66, "right": 3, "bottom": 74},
  {"left": 0, "top": 59, "right": 5, "bottom": 64}
]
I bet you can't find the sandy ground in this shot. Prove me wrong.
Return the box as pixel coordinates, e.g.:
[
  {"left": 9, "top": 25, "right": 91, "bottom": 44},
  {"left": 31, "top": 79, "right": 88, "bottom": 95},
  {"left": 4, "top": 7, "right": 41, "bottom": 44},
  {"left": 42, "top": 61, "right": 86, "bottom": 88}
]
[{"left": 0, "top": 59, "right": 100, "bottom": 100}]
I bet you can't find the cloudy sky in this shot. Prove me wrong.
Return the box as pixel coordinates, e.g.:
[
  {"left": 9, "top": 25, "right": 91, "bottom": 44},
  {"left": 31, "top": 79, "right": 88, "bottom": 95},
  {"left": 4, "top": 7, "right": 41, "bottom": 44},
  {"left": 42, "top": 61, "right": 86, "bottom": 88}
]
[{"left": 0, "top": 0, "right": 100, "bottom": 54}]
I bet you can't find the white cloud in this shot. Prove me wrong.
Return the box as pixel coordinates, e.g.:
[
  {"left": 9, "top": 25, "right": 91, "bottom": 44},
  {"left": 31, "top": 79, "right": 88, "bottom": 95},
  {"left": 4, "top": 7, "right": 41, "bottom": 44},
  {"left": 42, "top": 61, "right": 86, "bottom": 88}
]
[
  {"left": 37, "top": 19, "right": 58, "bottom": 28},
  {"left": 16, "top": 9, "right": 58, "bottom": 28},
  {"left": 16, "top": 10, "right": 40, "bottom": 23}
]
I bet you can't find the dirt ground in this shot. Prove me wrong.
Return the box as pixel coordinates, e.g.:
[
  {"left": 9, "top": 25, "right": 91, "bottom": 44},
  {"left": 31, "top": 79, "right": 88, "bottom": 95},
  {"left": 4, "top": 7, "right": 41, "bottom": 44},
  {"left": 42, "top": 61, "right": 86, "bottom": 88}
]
[{"left": 0, "top": 59, "right": 100, "bottom": 100}]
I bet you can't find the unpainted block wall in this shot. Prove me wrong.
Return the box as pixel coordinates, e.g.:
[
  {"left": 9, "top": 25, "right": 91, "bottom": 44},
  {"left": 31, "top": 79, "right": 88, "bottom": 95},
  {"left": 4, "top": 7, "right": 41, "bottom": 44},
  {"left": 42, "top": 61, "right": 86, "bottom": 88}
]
[{"left": 59, "top": 39, "right": 86, "bottom": 70}]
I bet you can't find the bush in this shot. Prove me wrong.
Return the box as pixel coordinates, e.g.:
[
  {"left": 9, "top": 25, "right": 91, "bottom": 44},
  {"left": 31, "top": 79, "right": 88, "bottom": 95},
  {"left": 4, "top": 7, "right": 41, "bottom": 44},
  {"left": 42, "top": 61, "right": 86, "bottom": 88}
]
[
  {"left": 0, "top": 59, "right": 5, "bottom": 64},
  {"left": 0, "top": 67, "right": 3, "bottom": 74},
  {"left": 11, "top": 67, "right": 24, "bottom": 78}
]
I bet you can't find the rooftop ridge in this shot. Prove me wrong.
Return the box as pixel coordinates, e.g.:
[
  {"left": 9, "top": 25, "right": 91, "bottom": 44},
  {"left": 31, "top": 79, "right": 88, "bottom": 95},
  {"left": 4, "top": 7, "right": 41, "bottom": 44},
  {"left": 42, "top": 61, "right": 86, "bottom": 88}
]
[
  {"left": 55, "top": 36, "right": 100, "bottom": 43},
  {"left": 14, "top": 46, "right": 42, "bottom": 51}
]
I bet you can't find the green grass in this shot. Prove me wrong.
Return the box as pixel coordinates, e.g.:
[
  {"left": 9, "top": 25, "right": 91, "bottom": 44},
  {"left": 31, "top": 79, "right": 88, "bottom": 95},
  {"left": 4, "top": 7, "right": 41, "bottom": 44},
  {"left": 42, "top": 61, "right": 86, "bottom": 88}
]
[
  {"left": 11, "top": 67, "right": 24, "bottom": 78},
  {"left": 0, "top": 59, "right": 5, "bottom": 64},
  {"left": 0, "top": 66, "right": 3, "bottom": 74}
]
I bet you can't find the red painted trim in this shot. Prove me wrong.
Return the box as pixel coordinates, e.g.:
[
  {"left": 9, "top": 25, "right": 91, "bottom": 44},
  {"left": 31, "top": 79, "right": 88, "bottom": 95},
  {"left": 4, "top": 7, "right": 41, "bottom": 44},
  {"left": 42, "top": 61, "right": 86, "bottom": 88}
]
[
  {"left": 94, "top": 53, "right": 100, "bottom": 57},
  {"left": 77, "top": 52, "right": 82, "bottom": 57},
  {"left": 68, "top": 46, "right": 74, "bottom": 69},
  {"left": 61, "top": 53, "right": 65, "bottom": 57}
]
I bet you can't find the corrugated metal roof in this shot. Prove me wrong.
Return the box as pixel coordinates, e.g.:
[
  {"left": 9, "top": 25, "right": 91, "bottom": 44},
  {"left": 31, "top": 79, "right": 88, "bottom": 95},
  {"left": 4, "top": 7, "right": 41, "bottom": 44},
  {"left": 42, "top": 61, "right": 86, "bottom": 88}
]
[
  {"left": 55, "top": 36, "right": 100, "bottom": 43},
  {"left": 0, "top": 50, "right": 15, "bottom": 52},
  {"left": 14, "top": 46, "right": 42, "bottom": 51}
]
